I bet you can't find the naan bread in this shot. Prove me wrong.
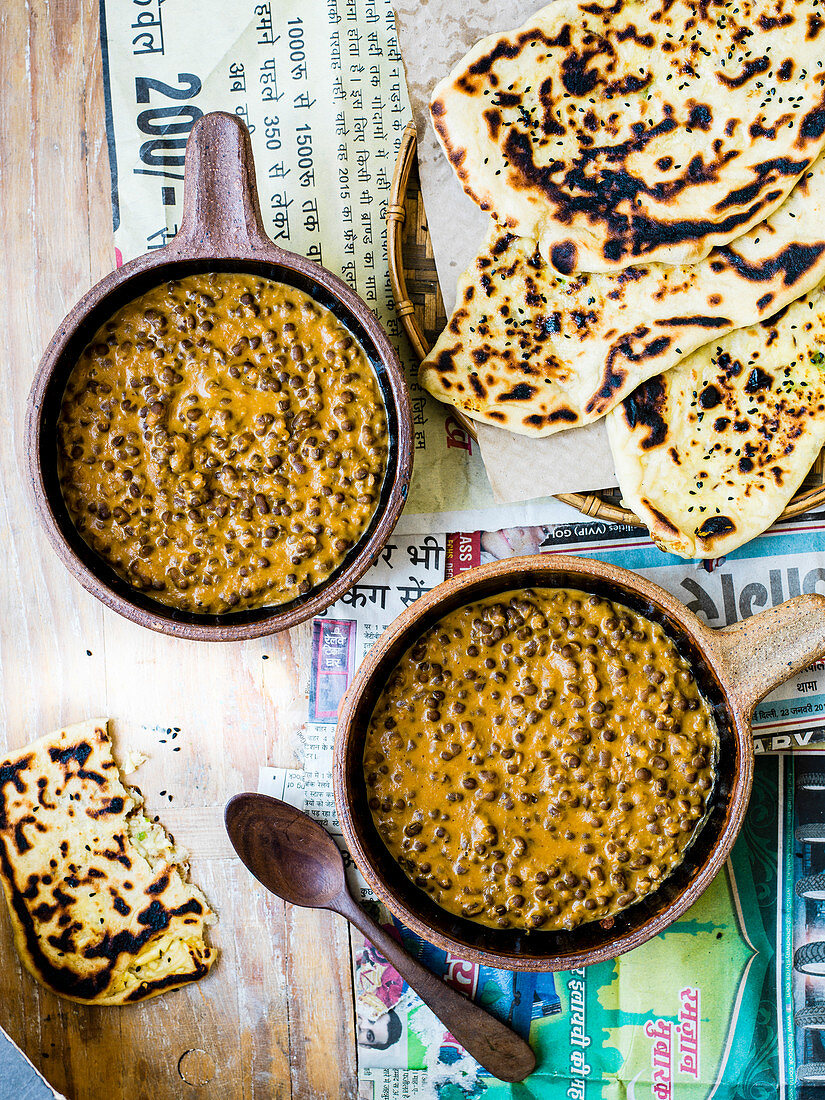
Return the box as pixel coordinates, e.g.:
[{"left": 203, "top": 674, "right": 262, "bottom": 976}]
[
  {"left": 0, "top": 719, "right": 216, "bottom": 1005},
  {"left": 606, "top": 287, "right": 825, "bottom": 558},
  {"left": 431, "top": 0, "right": 825, "bottom": 273},
  {"left": 420, "top": 154, "right": 825, "bottom": 435}
]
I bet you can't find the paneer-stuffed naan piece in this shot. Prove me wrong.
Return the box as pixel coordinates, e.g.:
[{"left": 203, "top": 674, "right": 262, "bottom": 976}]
[{"left": 0, "top": 719, "right": 216, "bottom": 1005}]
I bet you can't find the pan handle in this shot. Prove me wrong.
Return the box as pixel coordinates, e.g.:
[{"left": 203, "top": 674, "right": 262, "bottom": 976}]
[
  {"left": 701, "top": 594, "right": 825, "bottom": 716},
  {"left": 167, "top": 111, "right": 272, "bottom": 257}
]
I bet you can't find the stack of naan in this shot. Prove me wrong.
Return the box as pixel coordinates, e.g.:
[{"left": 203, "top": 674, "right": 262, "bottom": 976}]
[{"left": 420, "top": 0, "right": 825, "bottom": 557}]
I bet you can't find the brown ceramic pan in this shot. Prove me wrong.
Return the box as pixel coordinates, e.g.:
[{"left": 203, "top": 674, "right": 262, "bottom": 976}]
[
  {"left": 26, "top": 112, "right": 413, "bottom": 641},
  {"left": 335, "top": 554, "right": 825, "bottom": 970}
]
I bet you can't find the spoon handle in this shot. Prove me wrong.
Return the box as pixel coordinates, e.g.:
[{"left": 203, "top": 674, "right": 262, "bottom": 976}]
[{"left": 334, "top": 890, "right": 536, "bottom": 1083}]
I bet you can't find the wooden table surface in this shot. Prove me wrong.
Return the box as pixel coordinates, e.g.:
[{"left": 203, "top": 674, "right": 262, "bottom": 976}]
[{"left": 0, "top": 3, "right": 356, "bottom": 1096}]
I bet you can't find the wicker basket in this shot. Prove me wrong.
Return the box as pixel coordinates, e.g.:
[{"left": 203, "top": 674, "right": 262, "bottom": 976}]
[{"left": 387, "top": 122, "right": 825, "bottom": 527}]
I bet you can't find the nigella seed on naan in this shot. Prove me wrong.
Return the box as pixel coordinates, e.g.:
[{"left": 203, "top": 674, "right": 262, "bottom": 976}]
[
  {"left": 419, "top": 152, "right": 825, "bottom": 435},
  {"left": 606, "top": 287, "right": 825, "bottom": 558},
  {"left": 431, "top": 0, "right": 825, "bottom": 273}
]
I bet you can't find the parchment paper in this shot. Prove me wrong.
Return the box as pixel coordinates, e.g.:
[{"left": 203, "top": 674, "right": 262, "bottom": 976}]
[{"left": 393, "top": 0, "right": 621, "bottom": 499}]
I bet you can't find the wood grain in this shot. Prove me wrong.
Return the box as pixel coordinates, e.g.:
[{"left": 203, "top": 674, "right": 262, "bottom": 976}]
[{"left": 0, "top": 3, "right": 356, "bottom": 1096}]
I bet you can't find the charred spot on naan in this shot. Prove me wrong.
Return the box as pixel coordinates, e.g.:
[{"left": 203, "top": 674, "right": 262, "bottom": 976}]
[
  {"left": 468, "top": 373, "right": 488, "bottom": 399},
  {"left": 715, "top": 349, "right": 745, "bottom": 378},
  {"left": 0, "top": 759, "right": 32, "bottom": 829},
  {"left": 744, "top": 366, "right": 774, "bottom": 392},
  {"left": 698, "top": 383, "right": 722, "bottom": 409},
  {"left": 656, "top": 314, "right": 731, "bottom": 329},
  {"left": 716, "top": 55, "right": 770, "bottom": 90},
  {"left": 643, "top": 502, "right": 681, "bottom": 537},
  {"left": 587, "top": 332, "right": 672, "bottom": 415},
  {"left": 620, "top": 376, "right": 668, "bottom": 448},
  {"left": 433, "top": 349, "right": 458, "bottom": 376},
  {"left": 695, "top": 516, "right": 737, "bottom": 543},
  {"left": 491, "top": 232, "right": 518, "bottom": 256},
  {"left": 522, "top": 407, "right": 579, "bottom": 429},
  {"left": 448, "top": 309, "right": 469, "bottom": 336},
  {"left": 498, "top": 382, "right": 536, "bottom": 402},
  {"left": 717, "top": 240, "right": 825, "bottom": 286},
  {"left": 550, "top": 241, "right": 578, "bottom": 275}
]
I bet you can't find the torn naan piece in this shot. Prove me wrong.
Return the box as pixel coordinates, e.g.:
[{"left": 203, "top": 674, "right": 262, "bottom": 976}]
[
  {"left": 605, "top": 288, "right": 825, "bottom": 558},
  {"left": 420, "top": 155, "right": 825, "bottom": 436},
  {"left": 430, "top": 0, "right": 825, "bottom": 274},
  {"left": 0, "top": 719, "right": 216, "bottom": 1005}
]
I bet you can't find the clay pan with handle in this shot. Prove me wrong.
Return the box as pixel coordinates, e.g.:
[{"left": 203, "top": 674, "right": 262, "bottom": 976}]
[
  {"left": 26, "top": 111, "right": 413, "bottom": 641},
  {"left": 335, "top": 554, "right": 825, "bottom": 969}
]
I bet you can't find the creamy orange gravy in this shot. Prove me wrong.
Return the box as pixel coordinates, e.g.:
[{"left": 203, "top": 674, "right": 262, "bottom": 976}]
[
  {"left": 364, "top": 588, "right": 717, "bottom": 931},
  {"left": 57, "top": 273, "right": 388, "bottom": 613}
]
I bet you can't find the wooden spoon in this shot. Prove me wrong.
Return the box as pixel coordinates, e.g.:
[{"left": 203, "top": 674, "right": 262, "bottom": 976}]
[{"left": 224, "top": 792, "right": 536, "bottom": 1083}]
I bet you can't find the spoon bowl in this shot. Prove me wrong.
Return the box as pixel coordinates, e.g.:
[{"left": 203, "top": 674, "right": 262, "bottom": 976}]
[{"left": 225, "top": 794, "right": 344, "bottom": 909}]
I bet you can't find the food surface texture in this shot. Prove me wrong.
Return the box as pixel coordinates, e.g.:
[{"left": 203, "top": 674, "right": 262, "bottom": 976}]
[
  {"left": 364, "top": 588, "right": 717, "bottom": 932},
  {"left": 0, "top": 719, "right": 216, "bottom": 1005},
  {"left": 430, "top": 0, "right": 825, "bottom": 274},
  {"left": 57, "top": 273, "right": 388, "bottom": 614}
]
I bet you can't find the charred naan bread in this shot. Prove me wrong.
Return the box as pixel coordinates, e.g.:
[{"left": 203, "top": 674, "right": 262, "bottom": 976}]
[
  {"left": 431, "top": 0, "right": 825, "bottom": 273},
  {"left": 0, "top": 720, "right": 216, "bottom": 1005},
  {"left": 606, "top": 288, "right": 825, "bottom": 558},
  {"left": 420, "top": 155, "right": 825, "bottom": 435}
]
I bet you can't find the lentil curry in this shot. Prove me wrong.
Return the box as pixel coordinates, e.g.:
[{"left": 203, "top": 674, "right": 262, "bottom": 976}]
[
  {"left": 364, "top": 588, "right": 717, "bottom": 932},
  {"left": 57, "top": 273, "right": 388, "bottom": 614}
]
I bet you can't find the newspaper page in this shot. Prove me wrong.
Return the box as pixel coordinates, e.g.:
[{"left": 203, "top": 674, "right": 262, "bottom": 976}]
[
  {"left": 97, "top": 0, "right": 568, "bottom": 534},
  {"left": 96, "top": 3, "right": 825, "bottom": 1097},
  {"left": 256, "top": 512, "right": 825, "bottom": 1098}
]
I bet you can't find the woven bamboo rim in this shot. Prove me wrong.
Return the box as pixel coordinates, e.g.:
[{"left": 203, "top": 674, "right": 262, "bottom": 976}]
[{"left": 388, "top": 121, "right": 825, "bottom": 527}]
